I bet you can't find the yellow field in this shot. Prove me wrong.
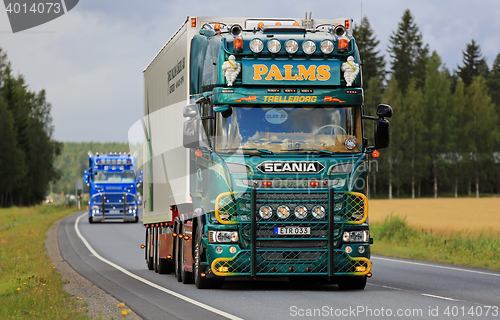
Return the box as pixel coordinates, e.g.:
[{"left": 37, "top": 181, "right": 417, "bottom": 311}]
[{"left": 369, "top": 197, "right": 500, "bottom": 234}]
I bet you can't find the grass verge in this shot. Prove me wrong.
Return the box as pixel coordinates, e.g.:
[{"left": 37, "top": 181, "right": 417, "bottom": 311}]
[
  {"left": 371, "top": 215, "right": 500, "bottom": 271},
  {"left": 0, "top": 205, "right": 90, "bottom": 319}
]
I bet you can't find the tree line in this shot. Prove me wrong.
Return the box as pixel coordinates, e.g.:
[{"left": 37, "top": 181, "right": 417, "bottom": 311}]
[
  {"left": 0, "top": 47, "right": 61, "bottom": 207},
  {"left": 355, "top": 9, "right": 500, "bottom": 198}
]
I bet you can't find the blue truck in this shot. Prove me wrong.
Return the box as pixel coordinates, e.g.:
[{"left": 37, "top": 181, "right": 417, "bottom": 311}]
[{"left": 84, "top": 151, "right": 142, "bottom": 223}]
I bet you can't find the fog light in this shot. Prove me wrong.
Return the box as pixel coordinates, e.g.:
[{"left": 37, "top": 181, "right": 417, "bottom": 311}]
[
  {"left": 259, "top": 205, "right": 272, "bottom": 219},
  {"left": 250, "top": 38, "right": 264, "bottom": 53},
  {"left": 229, "top": 246, "right": 237, "bottom": 254},
  {"left": 358, "top": 246, "right": 365, "bottom": 254},
  {"left": 356, "top": 266, "right": 366, "bottom": 272},
  {"left": 312, "top": 205, "right": 325, "bottom": 219},
  {"left": 345, "top": 246, "right": 352, "bottom": 254},
  {"left": 215, "top": 246, "right": 223, "bottom": 254},
  {"left": 277, "top": 205, "right": 290, "bottom": 219},
  {"left": 294, "top": 205, "right": 307, "bottom": 219}
]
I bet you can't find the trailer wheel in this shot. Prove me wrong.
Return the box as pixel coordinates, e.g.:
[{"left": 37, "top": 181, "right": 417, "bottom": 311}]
[
  {"left": 337, "top": 276, "right": 367, "bottom": 290},
  {"left": 153, "top": 226, "right": 159, "bottom": 273},
  {"left": 146, "top": 227, "right": 154, "bottom": 270},
  {"left": 181, "top": 225, "right": 193, "bottom": 284},
  {"left": 175, "top": 223, "right": 183, "bottom": 282},
  {"left": 194, "top": 229, "right": 224, "bottom": 289}
]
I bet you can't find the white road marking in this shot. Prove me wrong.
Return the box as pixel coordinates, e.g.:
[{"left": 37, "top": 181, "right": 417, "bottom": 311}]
[
  {"left": 74, "top": 213, "right": 244, "bottom": 320},
  {"left": 373, "top": 256, "right": 500, "bottom": 277},
  {"left": 421, "top": 293, "right": 457, "bottom": 301}
]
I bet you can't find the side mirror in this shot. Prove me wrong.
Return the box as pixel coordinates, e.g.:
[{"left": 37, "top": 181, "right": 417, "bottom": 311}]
[
  {"left": 183, "top": 118, "right": 201, "bottom": 149},
  {"left": 183, "top": 104, "right": 198, "bottom": 118},
  {"left": 376, "top": 104, "right": 392, "bottom": 118},
  {"left": 374, "top": 118, "right": 390, "bottom": 149},
  {"left": 84, "top": 170, "right": 89, "bottom": 184}
]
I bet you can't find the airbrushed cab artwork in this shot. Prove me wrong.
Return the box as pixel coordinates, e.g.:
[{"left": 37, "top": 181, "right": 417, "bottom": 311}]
[{"left": 142, "top": 16, "right": 392, "bottom": 289}]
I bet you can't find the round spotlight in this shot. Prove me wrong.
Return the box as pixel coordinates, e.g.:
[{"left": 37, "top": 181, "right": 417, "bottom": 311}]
[
  {"left": 267, "top": 39, "right": 281, "bottom": 53},
  {"left": 302, "top": 40, "right": 316, "bottom": 54},
  {"left": 285, "top": 39, "right": 299, "bottom": 54},
  {"left": 345, "top": 246, "right": 353, "bottom": 254},
  {"left": 250, "top": 39, "right": 264, "bottom": 53},
  {"left": 311, "top": 205, "right": 326, "bottom": 219},
  {"left": 358, "top": 246, "right": 365, "bottom": 254},
  {"left": 215, "top": 246, "right": 223, "bottom": 254},
  {"left": 320, "top": 40, "right": 334, "bottom": 54},
  {"left": 259, "top": 205, "right": 272, "bottom": 219},
  {"left": 294, "top": 205, "right": 308, "bottom": 219},
  {"left": 276, "top": 205, "right": 290, "bottom": 219}
]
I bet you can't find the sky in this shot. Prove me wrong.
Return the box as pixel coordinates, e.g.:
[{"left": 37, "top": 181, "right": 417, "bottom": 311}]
[{"left": 0, "top": 0, "right": 499, "bottom": 143}]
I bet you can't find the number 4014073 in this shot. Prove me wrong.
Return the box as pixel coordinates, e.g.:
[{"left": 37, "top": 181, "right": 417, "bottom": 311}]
[{"left": 6, "top": 2, "right": 61, "bottom": 14}]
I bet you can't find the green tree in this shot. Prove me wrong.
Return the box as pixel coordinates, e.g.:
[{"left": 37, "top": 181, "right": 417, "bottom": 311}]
[
  {"left": 465, "top": 76, "right": 499, "bottom": 197},
  {"left": 458, "top": 39, "right": 489, "bottom": 87},
  {"left": 353, "top": 16, "right": 386, "bottom": 88},
  {"left": 450, "top": 80, "right": 467, "bottom": 197},
  {"left": 0, "top": 96, "right": 26, "bottom": 206},
  {"left": 381, "top": 75, "right": 403, "bottom": 199},
  {"left": 388, "top": 9, "right": 429, "bottom": 94},
  {"left": 423, "top": 52, "right": 451, "bottom": 198},
  {"left": 403, "top": 79, "right": 425, "bottom": 198}
]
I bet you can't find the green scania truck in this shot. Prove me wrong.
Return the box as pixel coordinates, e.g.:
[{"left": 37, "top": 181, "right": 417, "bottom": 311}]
[{"left": 142, "top": 16, "right": 392, "bottom": 289}]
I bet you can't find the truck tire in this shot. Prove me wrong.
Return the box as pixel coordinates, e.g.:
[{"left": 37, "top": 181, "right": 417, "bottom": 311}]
[
  {"left": 88, "top": 216, "right": 94, "bottom": 224},
  {"left": 157, "top": 231, "right": 171, "bottom": 274},
  {"left": 337, "top": 276, "right": 367, "bottom": 290},
  {"left": 153, "top": 226, "right": 159, "bottom": 273},
  {"left": 181, "top": 225, "right": 193, "bottom": 284},
  {"left": 175, "top": 223, "right": 183, "bottom": 282},
  {"left": 132, "top": 216, "right": 139, "bottom": 223},
  {"left": 194, "top": 229, "right": 224, "bottom": 289},
  {"left": 146, "top": 227, "right": 154, "bottom": 270}
]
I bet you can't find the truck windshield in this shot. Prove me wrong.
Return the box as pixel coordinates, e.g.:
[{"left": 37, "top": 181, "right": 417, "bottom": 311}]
[
  {"left": 215, "top": 105, "right": 362, "bottom": 154},
  {"left": 95, "top": 170, "right": 135, "bottom": 183}
]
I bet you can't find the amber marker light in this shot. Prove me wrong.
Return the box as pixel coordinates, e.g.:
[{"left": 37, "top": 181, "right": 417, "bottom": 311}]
[
  {"left": 367, "top": 272, "right": 372, "bottom": 278},
  {"left": 293, "top": 22, "right": 299, "bottom": 26},
  {"left": 140, "top": 245, "right": 145, "bottom": 249},
  {"left": 372, "top": 150, "right": 380, "bottom": 158},
  {"left": 258, "top": 22, "right": 264, "bottom": 28},
  {"left": 233, "top": 37, "right": 243, "bottom": 53},
  {"left": 310, "top": 181, "right": 320, "bottom": 187},
  {"left": 345, "top": 20, "right": 350, "bottom": 29},
  {"left": 191, "top": 18, "right": 197, "bottom": 28},
  {"left": 214, "top": 23, "right": 221, "bottom": 33},
  {"left": 339, "top": 38, "right": 348, "bottom": 50},
  {"left": 195, "top": 150, "right": 203, "bottom": 157},
  {"left": 275, "top": 22, "right": 281, "bottom": 25}
]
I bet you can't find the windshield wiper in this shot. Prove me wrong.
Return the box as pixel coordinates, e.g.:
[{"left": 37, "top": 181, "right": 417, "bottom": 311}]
[{"left": 222, "top": 148, "right": 274, "bottom": 155}]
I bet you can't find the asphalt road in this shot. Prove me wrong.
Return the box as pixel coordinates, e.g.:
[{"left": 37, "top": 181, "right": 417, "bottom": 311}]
[{"left": 58, "top": 210, "right": 500, "bottom": 320}]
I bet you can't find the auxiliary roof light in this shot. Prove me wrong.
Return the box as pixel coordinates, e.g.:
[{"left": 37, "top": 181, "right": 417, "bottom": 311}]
[
  {"left": 276, "top": 205, "right": 290, "bottom": 219},
  {"left": 320, "top": 40, "right": 334, "bottom": 54},
  {"left": 258, "top": 22, "right": 264, "bottom": 29},
  {"left": 250, "top": 38, "right": 264, "bottom": 53},
  {"left": 285, "top": 39, "right": 299, "bottom": 54},
  {"left": 214, "top": 23, "right": 221, "bottom": 33},
  {"left": 302, "top": 40, "right": 316, "bottom": 54},
  {"left": 267, "top": 39, "right": 281, "bottom": 53},
  {"left": 338, "top": 38, "right": 348, "bottom": 51}
]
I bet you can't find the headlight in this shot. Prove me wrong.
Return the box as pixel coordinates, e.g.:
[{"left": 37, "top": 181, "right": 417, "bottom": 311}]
[
  {"left": 209, "top": 231, "right": 239, "bottom": 243},
  {"left": 294, "top": 205, "right": 307, "bottom": 219},
  {"left": 250, "top": 38, "right": 264, "bottom": 53},
  {"left": 320, "top": 40, "right": 334, "bottom": 54},
  {"left": 276, "top": 205, "right": 290, "bottom": 219},
  {"left": 267, "top": 39, "right": 281, "bottom": 53},
  {"left": 311, "top": 205, "right": 325, "bottom": 219},
  {"left": 259, "top": 205, "right": 272, "bottom": 219},
  {"left": 285, "top": 39, "right": 299, "bottom": 54},
  {"left": 343, "top": 230, "right": 369, "bottom": 242},
  {"left": 302, "top": 40, "right": 316, "bottom": 54}
]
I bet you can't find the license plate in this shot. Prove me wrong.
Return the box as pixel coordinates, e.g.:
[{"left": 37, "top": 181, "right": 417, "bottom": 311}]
[
  {"left": 109, "top": 210, "right": 120, "bottom": 214},
  {"left": 274, "top": 227, "right": 311, "bottom": 235}
]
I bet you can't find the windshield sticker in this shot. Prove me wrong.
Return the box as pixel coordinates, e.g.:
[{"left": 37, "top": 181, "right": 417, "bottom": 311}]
[
  {"left": 344, "top": 138, "right": 356, "bottom": 150},
  {"left": 265, "top": 109, "right": 288, "bottom": 124}
]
